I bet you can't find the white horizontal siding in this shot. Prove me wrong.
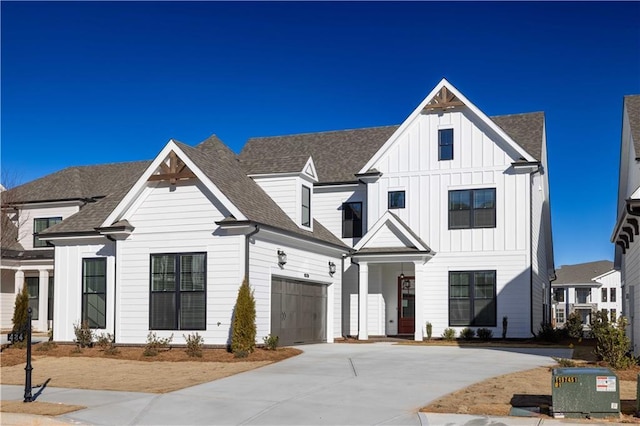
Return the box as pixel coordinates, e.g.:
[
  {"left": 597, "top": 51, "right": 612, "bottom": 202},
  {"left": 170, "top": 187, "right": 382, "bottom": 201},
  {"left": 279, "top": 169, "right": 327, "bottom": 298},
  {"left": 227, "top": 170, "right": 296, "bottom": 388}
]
[{"left": 252, "top": 176, "right": 298, "bottom": 225}]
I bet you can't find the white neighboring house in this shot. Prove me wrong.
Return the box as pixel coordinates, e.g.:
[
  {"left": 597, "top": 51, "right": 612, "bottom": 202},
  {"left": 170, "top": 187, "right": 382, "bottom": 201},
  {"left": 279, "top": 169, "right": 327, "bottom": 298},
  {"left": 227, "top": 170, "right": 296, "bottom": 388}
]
[
  {"left": 552, "top": 261, "right": 621, "bottom": 332},
  {"left": 612, "top": 94, "right": 640, "bottom": 354},
  {"left": 2, "top": 78, "right": 555, "bottom": 344}
]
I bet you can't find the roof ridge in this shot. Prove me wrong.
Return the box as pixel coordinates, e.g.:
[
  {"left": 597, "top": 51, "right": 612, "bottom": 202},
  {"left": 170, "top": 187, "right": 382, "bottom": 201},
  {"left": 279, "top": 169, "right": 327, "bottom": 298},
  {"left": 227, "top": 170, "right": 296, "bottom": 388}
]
[
  {"left": 490, "top": 111, "right": 544, "bottom": 119},
  {"left": 246, "top": 124, "right": 400, "bottom": 141}
]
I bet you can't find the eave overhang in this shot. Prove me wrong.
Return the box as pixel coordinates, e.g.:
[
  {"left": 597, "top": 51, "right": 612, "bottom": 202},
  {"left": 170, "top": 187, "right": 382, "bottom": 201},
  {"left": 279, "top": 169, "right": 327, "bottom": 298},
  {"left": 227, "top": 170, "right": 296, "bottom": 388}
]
[
  {"left": 611, "top": 198, "right": 640, "bottom": 254},
  {"left": 511, "top": 160, "right": 541, "bottom": 173},
  {"left": 354, "top": 169, "right": 382, "bottom": 183},
  {"left": 351, "top": 248, "right": 434, "bottom": 264},
  {"left": 96, "top": 220, "right": 135, "bottom": 240}
]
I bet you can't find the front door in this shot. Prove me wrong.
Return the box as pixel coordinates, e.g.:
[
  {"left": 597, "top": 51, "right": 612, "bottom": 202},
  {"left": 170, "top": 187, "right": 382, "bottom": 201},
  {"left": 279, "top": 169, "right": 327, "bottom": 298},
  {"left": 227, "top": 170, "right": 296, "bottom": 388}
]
[{"left": 398, "top": 277, "right": 415, "bottom": 334}]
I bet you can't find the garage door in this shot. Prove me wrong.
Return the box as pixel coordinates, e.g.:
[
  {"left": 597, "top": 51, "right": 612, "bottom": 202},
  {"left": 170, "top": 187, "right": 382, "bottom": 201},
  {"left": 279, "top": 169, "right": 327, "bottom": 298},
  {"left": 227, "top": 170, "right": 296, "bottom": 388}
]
[{"left": 271, "top": 277, "right": 327, "bottom": 346}]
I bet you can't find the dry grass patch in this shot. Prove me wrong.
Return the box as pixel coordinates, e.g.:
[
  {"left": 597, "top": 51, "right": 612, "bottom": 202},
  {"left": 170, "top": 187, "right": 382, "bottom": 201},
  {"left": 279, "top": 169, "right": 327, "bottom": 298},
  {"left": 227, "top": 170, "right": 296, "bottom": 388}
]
[
  {"left": 0, "top": 400, "right": 85, "bottom": 416},
  {"left": 1, "top": 344, "right": 301, "bottom": 394}
]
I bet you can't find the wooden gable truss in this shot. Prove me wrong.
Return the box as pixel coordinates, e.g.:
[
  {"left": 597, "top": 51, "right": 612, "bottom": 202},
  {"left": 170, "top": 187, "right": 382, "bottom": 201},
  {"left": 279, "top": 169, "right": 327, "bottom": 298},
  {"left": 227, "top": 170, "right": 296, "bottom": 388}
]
[
  {"left": 421, "top": 86, "right": 465, "bottom": 112},
  {"left": 148, "top": 151, "right": 196, "bottom": 185}
]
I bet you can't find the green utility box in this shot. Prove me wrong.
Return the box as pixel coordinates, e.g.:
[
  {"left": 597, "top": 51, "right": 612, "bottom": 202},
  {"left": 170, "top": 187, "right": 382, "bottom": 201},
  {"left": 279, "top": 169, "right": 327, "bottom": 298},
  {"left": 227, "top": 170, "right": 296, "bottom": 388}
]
[{"left": 551, "top": 367, "right": 620, "bottom": 419}]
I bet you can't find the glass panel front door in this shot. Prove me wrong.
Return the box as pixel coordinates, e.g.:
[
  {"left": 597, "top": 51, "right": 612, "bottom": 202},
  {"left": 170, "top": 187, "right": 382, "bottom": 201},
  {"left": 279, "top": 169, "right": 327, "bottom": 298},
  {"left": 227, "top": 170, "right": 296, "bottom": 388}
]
[{"left": 398, "top": 277, "right": 415, "bottom": 334}]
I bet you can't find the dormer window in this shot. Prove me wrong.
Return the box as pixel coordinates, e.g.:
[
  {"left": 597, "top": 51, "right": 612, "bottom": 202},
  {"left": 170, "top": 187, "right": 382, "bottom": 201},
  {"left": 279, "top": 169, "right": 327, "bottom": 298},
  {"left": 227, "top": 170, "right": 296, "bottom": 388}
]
[
  {"left": 301, "top": 185, "right": 311, "bottom": 227},
  {"left": 438, "top": 128, "right": 454, "bottom": 161}
]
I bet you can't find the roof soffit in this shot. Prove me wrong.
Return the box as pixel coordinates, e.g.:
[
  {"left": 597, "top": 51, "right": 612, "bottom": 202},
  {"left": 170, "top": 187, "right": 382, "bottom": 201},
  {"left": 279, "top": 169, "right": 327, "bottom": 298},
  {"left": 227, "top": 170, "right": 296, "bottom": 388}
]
[{"left": 358, "top": 78, "right": 537, "bottom": 174}]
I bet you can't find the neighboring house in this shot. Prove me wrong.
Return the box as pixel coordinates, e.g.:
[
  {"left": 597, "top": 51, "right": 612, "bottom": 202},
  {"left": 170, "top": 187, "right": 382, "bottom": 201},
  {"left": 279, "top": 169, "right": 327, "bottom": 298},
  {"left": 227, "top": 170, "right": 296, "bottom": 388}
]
[
  {"left": 612, "top": 94, "right": 640, "bottom": 355},
  {"left": 1, "top": 79, "right": 555, "bottom": 344},
  {"left": 552, "top": 261, "right": 621, "bottom": 332}
]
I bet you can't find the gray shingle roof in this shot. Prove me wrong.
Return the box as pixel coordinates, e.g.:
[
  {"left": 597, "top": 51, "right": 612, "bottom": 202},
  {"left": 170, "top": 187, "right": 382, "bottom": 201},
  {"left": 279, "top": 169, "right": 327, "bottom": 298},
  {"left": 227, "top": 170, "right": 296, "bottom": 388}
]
[
  {"left": 553, "top": 260, "right": 614, "bottom": 285},
  {"left": 239, "top": 126, "right": 399, "bottom": 183},
  {"left": 1, "top": 213, "right": 24, "bottom": 251},
  {"left": 625, "top": 95, "right": 640, "bottom": 159},
  {"left": 239, "top": 113, "right": 545, "bottom": 182},
  {"left": 2, "top": 161, "right": 151, "bottom": 204}
]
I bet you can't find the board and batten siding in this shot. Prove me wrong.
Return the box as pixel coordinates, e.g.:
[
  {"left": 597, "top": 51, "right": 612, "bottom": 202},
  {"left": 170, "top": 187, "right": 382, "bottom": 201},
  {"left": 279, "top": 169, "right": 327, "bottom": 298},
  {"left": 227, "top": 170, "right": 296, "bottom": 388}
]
[
  {"left": 116, "top": 180, "right": 244, "bottom": 345},
  {"left": 367, "top": 110, "right": 530, "bottom": 254},
  {"left": 248, "top": 236, "right": 342, "bottom": 343},
  {"left": 313, "top": 184, "right": 366, "bottom": 246},
  {"left": 53, "top": 239, "right": 116, "bottom": 342}
]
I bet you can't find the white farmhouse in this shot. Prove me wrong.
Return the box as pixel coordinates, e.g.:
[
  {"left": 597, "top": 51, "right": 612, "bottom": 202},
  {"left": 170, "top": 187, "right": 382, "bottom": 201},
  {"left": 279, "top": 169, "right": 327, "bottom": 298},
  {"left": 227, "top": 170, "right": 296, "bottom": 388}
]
[
  {"left": 552, "top": 261, "right": 621, "bottom": 332},
  {"left": 1, "top": 79, "right": 554, "bottom": 344},
  {"left": 612, "top": 94, "right": 640, "bottom": 354}
]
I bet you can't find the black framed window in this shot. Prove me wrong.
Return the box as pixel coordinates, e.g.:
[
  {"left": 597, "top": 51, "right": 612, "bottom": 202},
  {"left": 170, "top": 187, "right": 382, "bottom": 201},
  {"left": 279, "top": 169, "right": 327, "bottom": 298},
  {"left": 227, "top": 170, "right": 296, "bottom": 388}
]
[
  {"left": 438, "top": 128, "right": 454, "bottom": 161},
  {"left": 150, "top": 253, "right": 206, "bottom": 330},
  {"left": 610, "top": 288, "right": 616, "bottom": 302},
  {"left": 33, "top": 217, "right": 62, "bottom": 247},
  {"left": 301, "top": 185, "right": 311, "bottom": 227},
  {"left": 611, "top": 309, "right": 616, "bottom": 322},
  {"left": 48, "top": 276, "right": 54, "bottom": 321},
  {"left": 449, "top": 189, "right": 496, "bottom": 229},
  {"left": 388, "top": 191, "right": 405, "bottom": 209},
  {"left": 449, "top": 270, "right": 496, "bottom": 326},
  {"left": 553, "top": 288, "right": 565, "bottom": 303},
  {"left": 601, "top": 288, "right": 608, "bottom": 302},
  {"left": 25, "top": 277, "right": 39, "bottom": 320},
  {"left": 342, "top": 202, "right": 363, "bottom": 238},
  {"left": 82, "top": 258, "right": 106, "bottom": 328}
]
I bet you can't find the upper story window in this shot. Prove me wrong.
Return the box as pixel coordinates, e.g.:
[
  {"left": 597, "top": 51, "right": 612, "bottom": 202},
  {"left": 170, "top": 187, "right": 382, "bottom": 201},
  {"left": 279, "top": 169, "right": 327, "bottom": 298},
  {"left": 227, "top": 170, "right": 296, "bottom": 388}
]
[
  {"left": 438, "top": 128, "right": 454, "bottom": 161},
  {"left": 576, "top": 288, "right": 590, "bottom": 304},
  {"left": 342, "top": 202, "right": 363, "bottom": 238},
  {"left": 448, "top": 189, "right": 496, "bottom": 229},
  {"left": 553, "top": 288, "right": 565, "bottom": 303},
  {"left": 601, "top": 288, "right": 608, "bottom": 302},
  {"left": 33, "top": 217, "right": 62, "bottom": 247},
  {"left": 610, "top": 288, "right": 617, "bottom": 302},
  {"left": 388, "top": 191, "right": 405, "bottom": 209},
  {"left": 301, "top": 185, "right": 311, "bottom": 227}
]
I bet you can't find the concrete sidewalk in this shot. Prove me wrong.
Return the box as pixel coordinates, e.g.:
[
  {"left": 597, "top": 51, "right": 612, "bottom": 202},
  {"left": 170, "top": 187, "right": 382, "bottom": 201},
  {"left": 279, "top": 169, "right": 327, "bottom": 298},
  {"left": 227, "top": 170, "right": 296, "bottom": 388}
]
[{"left": 1, "top": 343, "right": 593, "bottom": 425}]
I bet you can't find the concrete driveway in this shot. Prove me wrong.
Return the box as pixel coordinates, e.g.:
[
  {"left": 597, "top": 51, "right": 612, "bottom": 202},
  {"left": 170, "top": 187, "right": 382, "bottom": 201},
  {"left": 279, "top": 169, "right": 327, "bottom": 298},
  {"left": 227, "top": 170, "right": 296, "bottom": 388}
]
[{"left": 1, "top": 342, "right": 572, "bottom": 425}]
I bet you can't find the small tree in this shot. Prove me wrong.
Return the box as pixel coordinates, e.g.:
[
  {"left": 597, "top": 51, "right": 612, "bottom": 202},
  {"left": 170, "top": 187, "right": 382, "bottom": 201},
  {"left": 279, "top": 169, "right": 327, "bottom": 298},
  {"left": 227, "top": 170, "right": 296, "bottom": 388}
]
[
  {"left": 565, "top": 311, "right": 584, "bottom": 338},
  {"left": 590, "top": 311, "right": 634, "bottom": 369},
  {"left": 231, "top": 278, "right": 256, "bottom": 357},
  {"left": 12, "top": 284, "right": 29, "bottom": 332}
]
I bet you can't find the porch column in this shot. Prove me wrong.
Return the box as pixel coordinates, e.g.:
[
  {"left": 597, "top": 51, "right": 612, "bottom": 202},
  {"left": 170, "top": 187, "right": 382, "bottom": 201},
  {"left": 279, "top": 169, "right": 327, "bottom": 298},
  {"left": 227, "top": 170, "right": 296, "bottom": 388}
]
[
  {"left": 358, "top": 262, "right": 369, "bottom": 340},
  {"left": 14, "top": 270, "right": 24, "bottom": 294},
  {"left": 414, "top": 261, "right": 426, "bottom": 341},
  {"left": 38, "top": 269, "right": 50, "bottom": 332}
]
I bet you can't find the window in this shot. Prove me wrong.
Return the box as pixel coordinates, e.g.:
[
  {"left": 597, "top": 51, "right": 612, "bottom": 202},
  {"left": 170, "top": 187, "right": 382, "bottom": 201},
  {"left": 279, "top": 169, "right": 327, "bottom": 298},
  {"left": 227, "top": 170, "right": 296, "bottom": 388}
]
[
  {"left": 610, "top": 288, "right": 616, "bottom": 302},
  {"left": 556, "top": 308, "right": 565, "bottom": 324},
  {"left": 438, "top": 128, "right": 454, "bottom": 161},
  {"left": 601, "top": 308, "right": 608, "bottom": 318},
  {"left": 449, "top": 270, "right": 496, "bottom": 326},
  {"left": 449, "top": 189, "right": 496, "bottom": 229},
  {"left": 301, "top": 185, "right": 311, "bottom": 227},
  {"left": 601, "top": 288, "right": 608, "bottom": 302},
  {"left": 611, "top": 309, "right": 617, "bottom": 322},
  {"left": 576, "top": 288, "right": 590, "bottom": 304},
  {"left": 150, "top": 253, "right": 206, "bottom": 330},
  {"left": 33, "top": 217, "right": 62, "bottom": 247},
  {"left": 553, "top": 288, "right": 565, "bottom": 303},
  {"left": 83, "top": 258, "right": 106, "bottom": 328},
  {"left": 388, "top": 191, "right": 405, "bottom": 209},
  {"left": 25, "top": 277, "right": 39, "bottom": 320},
  {"left": 48, "top": 276, "right": 54, "bottom": 321},
  {"left": 342, "top": 202, "right": 363, "bottom": 238}
]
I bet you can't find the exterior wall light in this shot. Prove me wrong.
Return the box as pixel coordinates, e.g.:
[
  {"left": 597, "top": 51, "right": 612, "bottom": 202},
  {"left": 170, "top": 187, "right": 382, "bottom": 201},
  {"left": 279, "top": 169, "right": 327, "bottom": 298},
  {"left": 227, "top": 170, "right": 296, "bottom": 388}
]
[
  {"left": 328, "top": 261, "right": 337, "bottom": 276},
  {"left": 277, "top": 250, "right": 287, "bottom": 267}
]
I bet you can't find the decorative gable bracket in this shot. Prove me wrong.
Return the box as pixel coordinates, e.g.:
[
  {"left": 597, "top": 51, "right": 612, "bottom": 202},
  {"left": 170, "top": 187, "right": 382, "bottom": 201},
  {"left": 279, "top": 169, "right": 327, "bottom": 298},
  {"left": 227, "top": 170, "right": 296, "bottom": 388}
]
[
  {"left": 421, "top": 86, "right": 465, "bottom": 113},
  {"left": 148, "top": 151, "right": 196, "bottom": 185}
]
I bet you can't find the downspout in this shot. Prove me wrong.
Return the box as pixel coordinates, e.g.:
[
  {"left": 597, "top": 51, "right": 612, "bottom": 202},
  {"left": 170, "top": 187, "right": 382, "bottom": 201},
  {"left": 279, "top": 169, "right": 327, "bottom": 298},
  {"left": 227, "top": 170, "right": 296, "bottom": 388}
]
[
  {"left": 245, "top": 225, "right": 260, "bottom": 281},
  {"left": 529, "top": 166, "right": 543, "bottom": 337}
]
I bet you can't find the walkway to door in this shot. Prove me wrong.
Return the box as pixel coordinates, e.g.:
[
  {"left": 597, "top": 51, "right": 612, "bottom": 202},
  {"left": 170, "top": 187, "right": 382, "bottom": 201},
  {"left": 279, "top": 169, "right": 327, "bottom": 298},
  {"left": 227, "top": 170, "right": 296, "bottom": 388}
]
[{"left": 1, "top": 343, "right": 572, "bottom": 425}]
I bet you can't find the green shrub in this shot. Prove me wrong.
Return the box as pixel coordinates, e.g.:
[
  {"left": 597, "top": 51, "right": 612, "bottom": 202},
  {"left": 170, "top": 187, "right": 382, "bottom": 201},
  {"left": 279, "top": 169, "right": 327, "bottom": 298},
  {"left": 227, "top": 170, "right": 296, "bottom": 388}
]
[
  {"left": 73, "top": 321, "right": 94, "bottom": 348},
  {"left": 425, "top": 322, "right": 433, "bottom": 340},
  {"left": 231, "top": 278, "right": 256, "bottom": 357},
  {"left": 442, "top": 328, "right": 456, "bottom": 341},
  {"left": 460, "top": 327, "right": 475, "bottom": 340},
  {"left": 477, "top": 328, "right": 493, "bottom": 341},
  {"left": 144, "top": 332, "right": 173, "bottom": 357},
  {"left": 96, "top": 332, "right": 119, "bottom": 355},
  {"left": 537, "top": 322, "right": 563, "bottom": 343},
  {"left": 590, "top": 311, "right": 635, "bottom": 369},
  {"left": 263, "top": 334, "right": 279, "bottom": 350},
  {"left": 184, "top": 332, "right": 204, "bottom": 358},
  {"left": 565, "top": 311, "right": 584, "bottom": 339},
  {"left": 502, "top": 316, "right": 508, "bottom": 339}
]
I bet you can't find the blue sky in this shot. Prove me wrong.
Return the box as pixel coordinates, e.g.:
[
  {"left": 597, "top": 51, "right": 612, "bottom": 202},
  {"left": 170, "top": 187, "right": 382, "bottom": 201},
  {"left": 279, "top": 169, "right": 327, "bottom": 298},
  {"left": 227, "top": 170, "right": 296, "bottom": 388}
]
[{"left": 2, "top": 1, "right": 639, "bottom": 267}]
